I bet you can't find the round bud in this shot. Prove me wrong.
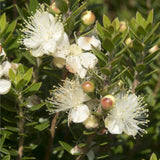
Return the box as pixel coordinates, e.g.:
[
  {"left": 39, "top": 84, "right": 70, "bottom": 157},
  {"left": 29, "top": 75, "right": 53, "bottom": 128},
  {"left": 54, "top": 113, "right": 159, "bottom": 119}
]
[
  {"left": 50, "top": 2, "right": 61, "bottom": 14},
  {"left": 82, "top": 81, "right": 95, "bottom": 93},
  {"left": 101, "top": 95, "right": 115, "bottom": 110},
  {"left": 149, "top": 45, "right": 159, "bottom": 53},
  {"left": 81, "top": 11, "right": 95, "bottom": 26},
  {"left": 83, "top": 115, "right": 98, "bottom": 129},
  {"left": 125, "top": 37, "right": 133, "bottom": 48},
  {"left": 119, "top": 21, "right": 127, "bottom": 32}
]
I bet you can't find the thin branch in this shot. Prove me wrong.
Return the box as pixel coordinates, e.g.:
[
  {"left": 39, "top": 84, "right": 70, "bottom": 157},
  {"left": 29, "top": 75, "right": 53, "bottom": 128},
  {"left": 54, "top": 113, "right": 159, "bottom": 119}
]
[{"left": 44, "top": 112, "right": 59, "bottom": 160}]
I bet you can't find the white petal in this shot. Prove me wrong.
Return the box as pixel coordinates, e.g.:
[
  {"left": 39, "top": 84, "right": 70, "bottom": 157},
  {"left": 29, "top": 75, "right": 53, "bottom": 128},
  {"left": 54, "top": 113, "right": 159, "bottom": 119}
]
[
  {"left": 30, "top": 47, "right": 44, "bottom": 57},
  {"left": 70, "top": 104, "right": 90, "bottom": 123},
  {"left": 0, "top": 65, "right": 3, "bottom": 78},
  {"left": 66, "top": 56, "right": 87, "bottom": 78},
  {"left": 2, "top": 61, "right": 11, "bottom": 77},
  {"left": 0, "top": 79, "right": 11, "bottom": 95},
  {"left": 0, "top": 48, "right": 6, "bottom": 57},
  {"left": 104, "top": 117, "right": 123, "bottom": 134},
  {"left": 53, "top": 57, "right": 66, "bottom": 68},
  {"left": 80, "top": 52, "right": 98, "bottom": 69},
  {"left": 77, "top": 36, "right": 101, "bottom": 51}
]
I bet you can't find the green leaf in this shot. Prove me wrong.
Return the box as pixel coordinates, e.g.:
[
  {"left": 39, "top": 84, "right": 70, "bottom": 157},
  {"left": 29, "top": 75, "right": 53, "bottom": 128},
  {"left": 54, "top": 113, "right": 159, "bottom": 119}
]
[
  {"left": 23, "top": 68, "right": 33, "bottom": 84},
  {"left": 136, "top": 12, "right": 146, "bottom": 27},
  {"left": 133, "top": 39, "right": 144, "bottom": 51},
  {"left": 34, "top": 121, "right": 50, "bottom": 131},
  {"left": 135, "top": 82, "right": 150, "bottom": 92},
  {"left": 55, "top": 0, "right": 68, "bottom": 13},
  {"left": 73, "top": 2, "right": 87, "bottom": 18},
  {"left": 64, "top": 15, "right": 75, "bottom": 34},
  {"left": 0, "top": 13, "right": 8, "bottom": 34},
  {"left": 135, "top": 64, "right": 145, "bottom": 73},
  {"left": 17, "top": 65, "right": 24, "bottom": 77},
  {"left": 59, "top": 141, "right": 72, "bottom": 153},
  {"left": 29, "top": 103, "right": 45, "bottom": 111},
  {"left": 108, "top": 25, "right": 114, "bottom": 34},
  {"left": 92, "top": 45, "right": 107, "bottom": 65},
  {"left": 147, "top": 10, "right": 153, "bottom": 24},
  {"left": 112, "top": 17, "right": 119, "bottom": 31},
  {"left": 22, "top": 82, "right": 42, "bottom": 95},
  {"left": 21, "top": 52, "right": 36, "bottom": 66},
  {"left": 0, "top": 134, "right": 6, "bottom": 149},
  {"left": 9, "top": 69, "right": 16, "bottom": 82},
  {"left": 22, "top": 157, "right": 36, "bottom": 160},
  {"left": 137, "top": 25, "right": 146, "bottom": 36},
  {"left": 102, "top": 37, "right": 114, "bottom": 52},
  {"left": 2, "top": 155, "right": 10, "bottom": 160},
  {"left": 97, "top": 154, "right": 109, "bottom": 159},
  {"left": 5, "top": 126, "right": 19, "bottom": 132},
  {"left": 29, "top": 0, "right": 38, "bottom": 13},
  {"left": 0, "top": 148, "right": 10, "bottom": 154},
  {"left": 144, "top": 22, "right": 160, "bottom": 44},
  {"left": 101, "top": 67, "right": 110, "bottom": 76},
  {"left": 103, "top": 14, "right": 111, "bottom": 28},
  {"left": 150, "top": 153, "right": 157, "bottom": 160},
  {"left": 143, "top": 49, "right": 160, "bottom": 64},
  {"left": 6, "top": 20, "right": 17, "bottom": 34}
]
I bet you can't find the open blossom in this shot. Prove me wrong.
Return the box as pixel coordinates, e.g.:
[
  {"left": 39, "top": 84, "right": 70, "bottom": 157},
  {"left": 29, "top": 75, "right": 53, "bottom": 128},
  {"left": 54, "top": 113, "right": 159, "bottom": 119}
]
[
  {"left": 49, "top": 79, "right": 91, "bottom": 123},
  {"left": 66, "top": 43, "right": 98, "bottom": 78},
  {"left": 21, "top": 5, "right": 70, "bottom": 58},
  {"left": 104, "top": 92, "right": 149, "bottom": 137}
]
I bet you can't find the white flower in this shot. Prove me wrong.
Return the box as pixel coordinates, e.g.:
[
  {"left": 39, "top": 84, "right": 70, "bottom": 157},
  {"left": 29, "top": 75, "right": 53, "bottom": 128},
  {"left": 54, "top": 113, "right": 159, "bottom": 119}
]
[
  {"left": 21, "top": 5, "right": 69, "bottom": 58},
  {"left": 49, "top": 79, "right": 91, "bottom": 123},
  {"left": 66, "top": 44, "right": 98, "bottom": 78},
  {"left": 77, "top": 36, "right": 101, "bottom": 51},
  {"left": 0, "top": 79, "right": 11, "bottom": 95},
  {"left": 104, "top": 92, "right": 149, "bottom": 137}
]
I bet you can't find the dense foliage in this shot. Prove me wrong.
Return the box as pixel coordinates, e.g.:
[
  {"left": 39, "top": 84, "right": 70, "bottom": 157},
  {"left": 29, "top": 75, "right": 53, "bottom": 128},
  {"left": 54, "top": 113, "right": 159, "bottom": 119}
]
[{"left": 0, "top": 0, "right": 160, "bottom": 160}]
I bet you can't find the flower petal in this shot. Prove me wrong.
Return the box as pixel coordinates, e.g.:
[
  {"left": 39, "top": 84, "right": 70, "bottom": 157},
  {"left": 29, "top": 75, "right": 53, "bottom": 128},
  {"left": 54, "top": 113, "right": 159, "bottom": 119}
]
[
  {"left": 70, "top": 104, "right": 90, "bottom": 123},
  {"left": 0, "top": 79, "right": 11, "bottom": 95},
  {"left": 80, "top": 52, "right": 98, "bottom": 69}
]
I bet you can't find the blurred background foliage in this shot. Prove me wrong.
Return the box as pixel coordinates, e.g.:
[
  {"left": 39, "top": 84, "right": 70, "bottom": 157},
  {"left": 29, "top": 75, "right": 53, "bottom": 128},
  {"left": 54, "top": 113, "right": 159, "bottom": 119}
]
[{"left": 0, "top": 0, "right": 160, "bottom": 160}]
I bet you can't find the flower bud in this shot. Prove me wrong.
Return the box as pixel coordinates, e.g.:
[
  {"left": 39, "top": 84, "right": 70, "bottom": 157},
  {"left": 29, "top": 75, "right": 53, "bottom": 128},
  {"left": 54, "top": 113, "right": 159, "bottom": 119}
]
[
  {"left": 70, "top": 146, "right": 82, "bottom": 155},
  {"left": 81, "top": 11, "right": 95, "bottom": 26},
  {"left": 83, "top": 115, "right": 98, "bottom": 129},
  {"left": 149, "top": 45, "right": 159, "bottom": 53},
  {"left": 82, "top": 81, "right": 95, "bottom": 93},
  {"left": 101, "top": 95, "right": 115, "bottom": 110},
  {"left": 53, "top": 57, "right": 66, "bottom": 69},
  {"left": 119, "top": 21, "right": 127, "bottom": 32},
  {"left": 125, "top": 37, "right": 133, "bottom": 47},
  {"left": 50, "top": 2, "right": 61, "bottom": 14}
]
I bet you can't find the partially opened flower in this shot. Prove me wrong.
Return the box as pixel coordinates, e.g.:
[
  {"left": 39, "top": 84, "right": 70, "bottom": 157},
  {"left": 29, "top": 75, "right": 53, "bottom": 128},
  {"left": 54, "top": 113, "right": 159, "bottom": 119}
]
[
  {"left": 21, "top": 5, "right": 69, "bottom": 58},
  {"left": 0, "top": 79, "right": 11, "bottom": 95},
  {"left": 104, "top": 92, "right": 149, "bottom": 137},
  {"left": 66, "top": 44, "right": 98, "bottom": 78},
  {"left": 49, "top": 79, "right": 91, "bottom": 123}
]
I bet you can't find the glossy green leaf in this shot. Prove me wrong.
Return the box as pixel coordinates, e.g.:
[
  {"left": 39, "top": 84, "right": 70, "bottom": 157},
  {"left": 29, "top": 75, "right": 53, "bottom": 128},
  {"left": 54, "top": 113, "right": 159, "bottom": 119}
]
[
  {"left": 112, "top": 17, "right": 119, "bottom": 31},
  {"left": 0, "top": 134, "right": 6, "bottom": 149},
  {"left": 0, "top": 13, "right": 7, "bottom": 34},
  {"left": 143, "top": 49, "right": 160, "bottom": 64},
  {"left": 103, "top": 14, "right": 111, "bottom": 28},
  {"left": 59, "top": 141, "right": 72, "bottom": 153},
  {"left": 2, "top": 155, "right": 10, "bottom": 160},
  {"left": 136, "top": 12, "right": 146, "bottom": 27},
  {"left": 29, "top": 103, "right": 45, "bottom": 111},
  {"left": 150, "top": 153, "right": 157, "bottom": 160},
  {"left": 147, "top": 10, "right": 153, "bottom": 24},
  {"left": 23, "top": 68, "right": 33, "bottom": 84},
  {"left": 102, "top": 37, "right": 114, "bottom": 52},
  {"left": 9, "top": 69, "right": 16, "bottom": 82},
  {"left": 34, "top": 121, "right": 49, "bottom": 131},
  {"left": 97, "top": 155, "right": 109, "bottom": 159},
  {"left": 29, "top": 0, "right": 38, "bottom": 13},
  {"left": 137, "top": 25, "right": 146, "bottom": 36},
  {"left": 133, "top": 39, "right": 144, "bottom": 51}
]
